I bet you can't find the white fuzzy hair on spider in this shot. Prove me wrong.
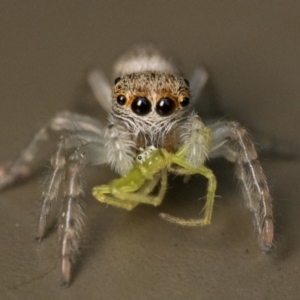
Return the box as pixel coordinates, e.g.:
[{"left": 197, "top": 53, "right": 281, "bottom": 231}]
[{"left": 0, "top": 45, "right": 274, "bottom": 287}]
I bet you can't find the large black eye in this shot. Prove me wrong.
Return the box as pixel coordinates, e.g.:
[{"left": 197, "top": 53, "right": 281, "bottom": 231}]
[
  {"left": 156, "top": 98, "right": 175, "bottom": 116},
  {"left": 117, "top": 95, "right": 126, "bottom": 105},
  {"left": 180, "top": 97, "right": 189, "bottom": 107},
  {"left": 131, "top": 97, "right": 152, "bottom": 116}
]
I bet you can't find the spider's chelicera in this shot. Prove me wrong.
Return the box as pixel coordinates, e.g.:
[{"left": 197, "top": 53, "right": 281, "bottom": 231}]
[{"left": 0, "top": 45, "right": 274, "bottom": 287}]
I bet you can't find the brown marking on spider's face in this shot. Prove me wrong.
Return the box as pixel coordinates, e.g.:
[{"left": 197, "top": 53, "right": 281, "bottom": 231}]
[
  {"left": 112, "top": 72, "right": 190, "bottom": 118},
  {"left": 134, "top": 128, "right": 179, "bottom": 152}
]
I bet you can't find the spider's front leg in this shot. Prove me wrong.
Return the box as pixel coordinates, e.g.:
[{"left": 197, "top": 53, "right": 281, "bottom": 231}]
[
  {"left": 59, "top": 149, "right": 86, "bottom": 287},
  {"left": 209, "top": 121, "right": 274, "bottom": 252},
  {"left": 57, "top": 120, "right": 137, "bottom": 287}
]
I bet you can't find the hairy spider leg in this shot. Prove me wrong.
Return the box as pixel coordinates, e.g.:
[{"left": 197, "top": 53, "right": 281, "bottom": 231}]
[
  {"left": 208, "top": 121, "right": 274, "bottom": 252},
  {"left": 0, "top": 111, "right": 105, "bottom": 191}
]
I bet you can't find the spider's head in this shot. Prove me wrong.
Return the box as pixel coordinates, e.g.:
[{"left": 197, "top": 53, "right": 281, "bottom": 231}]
[{"left": 111, "top": 72, "right": 190, "bottom": 140}]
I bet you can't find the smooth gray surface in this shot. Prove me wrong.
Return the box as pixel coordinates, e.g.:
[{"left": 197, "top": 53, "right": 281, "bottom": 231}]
[{"left": 0, "top": 2, "right": 299, "bottom": 299}]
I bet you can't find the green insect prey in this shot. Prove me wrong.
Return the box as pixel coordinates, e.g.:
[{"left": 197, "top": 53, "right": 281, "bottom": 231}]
[{"left": 93, "top": 142, "right": 217, "bottom": 227}]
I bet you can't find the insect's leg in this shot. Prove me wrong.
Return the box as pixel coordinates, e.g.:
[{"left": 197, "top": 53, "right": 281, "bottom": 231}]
[
  {"left": 161, "top": 159, "right": 217, "bottom": 227},
  {"left": 114, "top": 169, "right": 167, "bottom": 206},
  {"left": 93, "top": 184, "right": 139, "bottom": 210},
  {"left": 0, "top": 111, "right": 104, "bottom": 191},
  {"left": 95, "top": 172, "right": 163, "bottom": 209},
  {"left": 209, "top": 121, "right": 274, "bottom": 252},
  {"left": 152, "top": 169, "right": 168, "bottom": 205},
  {"left": 93, "top": 169, "right": 167, "bottom": 209},
  {"left": 87, "top": 69, "right": 112, "bottom": 113},
  {"left": 93, "top": 167, "right": 147, "bottom": 210},
  {"left": 139, "top": 172, "right": 162, "bottom": 195}
]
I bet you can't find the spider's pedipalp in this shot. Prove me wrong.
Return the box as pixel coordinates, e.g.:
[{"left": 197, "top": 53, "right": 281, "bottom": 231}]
[
  {"left": 208, "top": 121, "right": 274, "bottom": 251},
  {"left": 179, "top": 113, "right": 211, "bottom": 168},
  {"left": 104, "top": 119, "right": 135, "bottom": 175}
]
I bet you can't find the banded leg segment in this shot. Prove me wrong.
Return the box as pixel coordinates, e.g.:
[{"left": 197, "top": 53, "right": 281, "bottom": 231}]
[
  {"left": 209, "top": 121, "right": 274, "bottom": 251},
  {"left": 35, "top": 128, "right": 106, "bottom": 241},
  {"left": 111, "top": 169, "right": 168, "bottom": 207},
  {"left": 59, "top": 152, "right": 86, "bottom": 287},
  {"left": 139, "top": 169, "right": 168, "bottom": 206},
  {"left": 93, "top": 184, "right": 140, "bottom": 211},
  {"left": 57, "top": 139, "right": 110, "bottom": 287},
  {"left": 0, "top": 127, "right": 49, "bottom": 190}
]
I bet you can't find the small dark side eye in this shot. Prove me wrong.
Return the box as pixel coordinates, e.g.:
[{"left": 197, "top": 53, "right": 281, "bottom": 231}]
[
  {"left": 117, "top": 95, "right": 127, "bottom": 105},
  {"left": 180, "top": 97, "right": 189, "bottom": 107}
]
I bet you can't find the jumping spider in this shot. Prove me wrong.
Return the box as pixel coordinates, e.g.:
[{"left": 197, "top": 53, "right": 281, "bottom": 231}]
[{"left": 0, "top": 45, "right": 274, "bottom": 287}]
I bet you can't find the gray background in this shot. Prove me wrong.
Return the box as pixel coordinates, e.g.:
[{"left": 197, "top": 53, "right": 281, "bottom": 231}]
[{"left": 0, "top": 1, "right": 299, "bottom": 299}]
